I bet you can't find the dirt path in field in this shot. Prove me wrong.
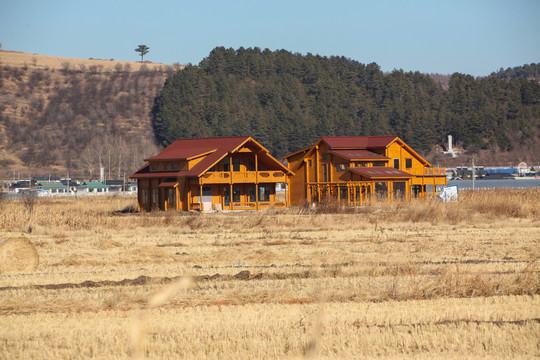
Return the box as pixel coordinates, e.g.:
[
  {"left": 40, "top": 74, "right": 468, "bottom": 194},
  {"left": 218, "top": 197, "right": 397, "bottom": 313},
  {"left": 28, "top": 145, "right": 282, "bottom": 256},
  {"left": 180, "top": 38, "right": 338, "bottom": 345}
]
[{"left": 1, "top": 259, "right": 537, "bottom": 292}]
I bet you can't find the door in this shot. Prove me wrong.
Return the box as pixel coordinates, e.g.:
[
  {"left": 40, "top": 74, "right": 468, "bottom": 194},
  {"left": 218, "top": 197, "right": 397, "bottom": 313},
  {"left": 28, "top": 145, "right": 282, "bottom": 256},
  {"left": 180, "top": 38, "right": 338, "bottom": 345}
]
[{"left": 202, "top": 186, "right": 212, "bottom": 211}]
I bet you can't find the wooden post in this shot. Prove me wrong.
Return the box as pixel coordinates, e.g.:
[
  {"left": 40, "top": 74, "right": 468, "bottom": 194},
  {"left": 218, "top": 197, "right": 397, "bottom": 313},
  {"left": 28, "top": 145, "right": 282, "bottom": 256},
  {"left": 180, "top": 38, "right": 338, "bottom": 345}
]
[
  {"left": 199, "top": 181, "right": 203, "bottom": 211},
  {"left": 175, "top": 185, "right": 179, "bottom": 211},
  {"left": 230, "top": 184, "right": 233, "bottom": 210},
  {"left": 255, "top": 153, "right": 259, "bottom": 210},
  {"left": 256, "top": 184, "right": 259, "bottom": 210},
  {"left": 187, "top": 186, "right": 191, "bottom": 210}
]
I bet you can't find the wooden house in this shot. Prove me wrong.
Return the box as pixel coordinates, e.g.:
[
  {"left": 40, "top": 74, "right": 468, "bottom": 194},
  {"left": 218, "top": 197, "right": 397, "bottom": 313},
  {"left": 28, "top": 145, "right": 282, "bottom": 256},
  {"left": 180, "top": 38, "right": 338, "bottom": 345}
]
[
  {"left": 130, "top": 136, "right": 293, "bottom": 211},
  {"left": 283, "top": 136, "right": 447, "bottom": 206}
]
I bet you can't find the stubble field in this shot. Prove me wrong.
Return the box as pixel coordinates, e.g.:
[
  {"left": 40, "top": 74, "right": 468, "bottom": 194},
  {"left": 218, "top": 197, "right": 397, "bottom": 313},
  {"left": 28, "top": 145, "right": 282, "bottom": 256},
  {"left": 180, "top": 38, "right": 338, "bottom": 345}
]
[{"left": 0, "top": 189, "right": 539, "bottom": 359}]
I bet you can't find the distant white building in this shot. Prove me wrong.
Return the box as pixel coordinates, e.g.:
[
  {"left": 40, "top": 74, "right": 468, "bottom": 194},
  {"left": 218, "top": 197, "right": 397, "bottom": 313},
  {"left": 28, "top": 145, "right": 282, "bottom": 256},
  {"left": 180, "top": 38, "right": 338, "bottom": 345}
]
[{"left": 76, "top": 181, "right": 109, "bottom": 194}]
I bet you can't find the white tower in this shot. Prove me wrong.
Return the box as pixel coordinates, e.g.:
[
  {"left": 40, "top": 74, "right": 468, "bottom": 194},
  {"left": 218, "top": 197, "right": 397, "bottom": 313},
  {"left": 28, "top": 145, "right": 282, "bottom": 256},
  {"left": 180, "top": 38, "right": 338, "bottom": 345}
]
[{"left": 100, "top": 164, "right": 105, "bottom": 182}]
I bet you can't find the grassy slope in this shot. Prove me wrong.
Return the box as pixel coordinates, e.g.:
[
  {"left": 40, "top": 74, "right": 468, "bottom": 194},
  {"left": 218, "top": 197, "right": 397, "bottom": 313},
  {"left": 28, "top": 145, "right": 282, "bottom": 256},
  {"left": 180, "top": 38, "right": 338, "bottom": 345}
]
[{"left": 0, "top": 50, "right": 179, "bottom": 177}]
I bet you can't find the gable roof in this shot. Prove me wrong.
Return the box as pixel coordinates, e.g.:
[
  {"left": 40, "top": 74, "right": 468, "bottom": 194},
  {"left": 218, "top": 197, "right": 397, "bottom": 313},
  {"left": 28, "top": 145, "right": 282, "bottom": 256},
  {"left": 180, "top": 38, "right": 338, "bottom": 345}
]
[
  {"left": 321, "top": 136, "right": 398, "bottom": 149},
  {"left": 144, "top": 147, "right": 217, "bottom": 161},
  {"left": 329, "top": 150, "right": 390, "bottom": 161},
  {"left": 348, "top": 167, "right": 413, "bottom": 179},
  {"left": 131, "top": 136, "right": 292, "bottom": 179},
  {"left": 284, "top": 135, "right": 431, "bottom": 171},
  {"left": 78, "top": 181, "right": 109, "bottom": 188},
  {"left": 36, "top": 182, "right": 68, "bottom": 189}
]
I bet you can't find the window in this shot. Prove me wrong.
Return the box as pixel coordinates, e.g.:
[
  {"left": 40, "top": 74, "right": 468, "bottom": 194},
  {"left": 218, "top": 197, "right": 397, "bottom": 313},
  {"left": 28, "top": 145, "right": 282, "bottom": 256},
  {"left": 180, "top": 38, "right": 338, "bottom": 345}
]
[
  {"left": 322, "top": 164, "right": 328, "bottom": 182},
  {"left": 337, "top": 163, "right": 346, "bottom": 171},
  {"left": 411, "top": 185, "right": 422, "bottom": 198},
  {"left": 233, "top": 158, "right": 240, "bottom": 171},
  {"left": 308, "top": 160, "right": 312, "bottom": 167},
  {"left": 249, "top": 186, "right": 256, "bottom": 202},
  {"left": 375, "top": 182, "right": 388, "bottom": 201},
  {"left": 356, "top": 162, "right": 368, "bottom": 167},
  {"left": 393, "top": 182, "right": 406, "bottom": 200},
  {"left": 339, "top": 187, "right": 348, "bottom": 199},
  {"left": 168, "top": 189, "right": 175, "bottom": 204},
  {"left": 223, "top": 158, "right": 230, "bottom": 172},
  {"left": 405, "top": 158, "right": 413, "bottom": 169},
  {"left": 151, "top": 163, "right": 158, "bottom": 171},
  {"left": 163, "top": 163, "right": 168, "bottom": 171},
  {"left": 224, "top": 187, "right": 230, "bottom": 206},
  {"left": 373, "top": 162, "right": 385, "bottom": 167},
  {"left": 171, "top": 163, "right": 179, "bottom": 170},
  {"left": 248, "top": 161, "right": 255, "bottom": 171},
  {"left": 259, "top": 185, "right": 271, "bottom": 202},
  {"left": 233, "top": 186, "right": 241, "bottom": 202},
  {"left": 322, "top": 153, "right": 327, "bottom": 161},
  {"left": 375, "top": 182, "right": 387, "bottom": 192},
  {"left": 152, "top": 189, "right": 158, "bottom": 205},
  {"left": 393, "top": 159, "right": 400, "bottom": 169}
]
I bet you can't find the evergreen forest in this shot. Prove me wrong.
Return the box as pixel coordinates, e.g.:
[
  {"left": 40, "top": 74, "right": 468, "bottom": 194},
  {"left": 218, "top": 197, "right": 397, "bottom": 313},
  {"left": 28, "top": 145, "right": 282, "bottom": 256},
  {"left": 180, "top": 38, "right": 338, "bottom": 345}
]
[{"left": 152, "top": 47, "right": 540, "bottom": 158}]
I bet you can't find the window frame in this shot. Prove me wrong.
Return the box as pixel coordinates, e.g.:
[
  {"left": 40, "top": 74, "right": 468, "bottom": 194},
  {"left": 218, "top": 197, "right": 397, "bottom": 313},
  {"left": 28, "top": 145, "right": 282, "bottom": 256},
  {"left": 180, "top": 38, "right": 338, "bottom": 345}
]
[
  {"left": 232, "top": 158, "right": 240, "bottom": 172},
  {"left": 405, "top": 158, "right": 413, "bottom": 169}
]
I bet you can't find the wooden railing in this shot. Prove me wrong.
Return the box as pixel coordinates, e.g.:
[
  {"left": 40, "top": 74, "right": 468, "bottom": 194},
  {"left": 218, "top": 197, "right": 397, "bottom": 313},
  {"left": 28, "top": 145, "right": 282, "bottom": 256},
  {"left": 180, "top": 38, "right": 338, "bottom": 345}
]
[
  {"left": 231, "top": 201, "right": 286, "bottom": 210},
  {"left": 201, "top": 171, "right": 286, "bottom": 184},
  {"left": 408, "top": 167, "right": 447, "bottom": 176}
]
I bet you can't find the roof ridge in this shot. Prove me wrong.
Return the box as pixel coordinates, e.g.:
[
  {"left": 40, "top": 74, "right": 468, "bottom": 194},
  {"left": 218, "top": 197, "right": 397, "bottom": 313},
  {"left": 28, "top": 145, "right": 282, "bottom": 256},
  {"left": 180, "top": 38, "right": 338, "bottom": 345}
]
[
  {"left": 172, "top": 135, "right": 250, "bottom": 142},
  {"left": 321, "top": 135, "right": 397, "bottom": 138}
]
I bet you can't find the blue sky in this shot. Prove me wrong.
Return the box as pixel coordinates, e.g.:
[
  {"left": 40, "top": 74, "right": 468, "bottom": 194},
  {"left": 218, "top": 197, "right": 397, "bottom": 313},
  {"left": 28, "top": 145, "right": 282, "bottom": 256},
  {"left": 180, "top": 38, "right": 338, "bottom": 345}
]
[{"left": 1, "top": 0, "right": 538, "bottom": 76}]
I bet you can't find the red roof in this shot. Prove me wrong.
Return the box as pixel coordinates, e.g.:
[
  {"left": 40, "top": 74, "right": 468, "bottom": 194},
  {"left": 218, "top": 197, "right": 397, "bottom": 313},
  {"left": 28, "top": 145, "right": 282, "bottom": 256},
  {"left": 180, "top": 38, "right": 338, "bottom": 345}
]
[
  {"left": 330, "top": 150, "right": 390, "bottom": 161},
  {"left": 145, "top": 147, "right": 216, "bottom": 161},
  {"left": 131, "top": 136, "right": 291, "bottom": 179},
  {"left": 322, "top": 136, "right": 397, "bottom": 149},
  {"left": 348, "top": 167, "right": 413, "bottom": 179}
]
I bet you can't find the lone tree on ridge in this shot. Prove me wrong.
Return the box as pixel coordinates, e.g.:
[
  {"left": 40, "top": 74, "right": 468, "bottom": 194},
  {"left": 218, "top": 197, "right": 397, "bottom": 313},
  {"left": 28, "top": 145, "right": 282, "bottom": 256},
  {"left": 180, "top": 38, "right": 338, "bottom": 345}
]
[{"left": 135, "top": 45, "right": 150, "bottom": 62}]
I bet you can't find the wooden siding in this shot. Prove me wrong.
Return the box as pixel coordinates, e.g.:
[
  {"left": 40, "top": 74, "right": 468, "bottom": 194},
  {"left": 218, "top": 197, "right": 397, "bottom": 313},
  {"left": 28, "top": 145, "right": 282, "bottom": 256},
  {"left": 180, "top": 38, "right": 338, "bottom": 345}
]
[
  {"left": 284, "top": 136, "right": 447, "bottom": 207},
  {"left": 133, "top": 137, "right": 291, "bottom": 212}
]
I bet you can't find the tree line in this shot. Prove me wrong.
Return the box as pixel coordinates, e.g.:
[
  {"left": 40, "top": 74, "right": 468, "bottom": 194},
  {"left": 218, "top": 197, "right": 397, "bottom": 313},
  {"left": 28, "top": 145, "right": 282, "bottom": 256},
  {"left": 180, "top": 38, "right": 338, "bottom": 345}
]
[{"left": 152, "top": 47, "right": 540, "bottom": 158}]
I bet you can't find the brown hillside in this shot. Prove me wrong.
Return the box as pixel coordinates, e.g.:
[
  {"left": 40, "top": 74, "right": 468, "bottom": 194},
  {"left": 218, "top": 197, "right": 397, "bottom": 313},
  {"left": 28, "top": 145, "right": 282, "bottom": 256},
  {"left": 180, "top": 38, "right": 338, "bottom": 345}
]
[
  {"left": 0, "top": 50, "right": 183, "bottom": 179},
  {"left": 0, "top": 50, "right": 171, "bottom": 71}
]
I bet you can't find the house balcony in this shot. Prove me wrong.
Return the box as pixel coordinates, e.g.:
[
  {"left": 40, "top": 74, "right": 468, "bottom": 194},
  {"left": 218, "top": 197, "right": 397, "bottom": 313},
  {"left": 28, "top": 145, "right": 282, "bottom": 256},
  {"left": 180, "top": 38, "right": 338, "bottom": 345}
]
[
  {"left": 201, "top": 171, "right": 287, "bottom": 184},
  {"left": 408, "top": 167, "right": 447, "bottom": 177}
]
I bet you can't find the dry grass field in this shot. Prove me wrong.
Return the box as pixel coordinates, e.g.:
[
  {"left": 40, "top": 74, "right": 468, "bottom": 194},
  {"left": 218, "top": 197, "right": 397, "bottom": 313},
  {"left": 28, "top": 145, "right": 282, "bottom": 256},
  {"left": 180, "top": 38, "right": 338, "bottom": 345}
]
[
  {"left": 0, "top": 50, "right": 172, "bottom": 72},
  {"left": 0, "top": 189, "right": 539, "bottom": 359}
]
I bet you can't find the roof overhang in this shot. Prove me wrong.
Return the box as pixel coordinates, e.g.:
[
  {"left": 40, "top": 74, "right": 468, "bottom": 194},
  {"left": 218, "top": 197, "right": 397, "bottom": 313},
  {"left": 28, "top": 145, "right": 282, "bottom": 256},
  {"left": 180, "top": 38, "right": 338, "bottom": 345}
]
[
  {"left": 329, "top": 150, "right": 390, "bottom": 161},
  {"left": 144, "top": 148, "right": 216, "bottom": 162},
  {"left": 348, "top": 167, "right": 413, "bottom": 179}
]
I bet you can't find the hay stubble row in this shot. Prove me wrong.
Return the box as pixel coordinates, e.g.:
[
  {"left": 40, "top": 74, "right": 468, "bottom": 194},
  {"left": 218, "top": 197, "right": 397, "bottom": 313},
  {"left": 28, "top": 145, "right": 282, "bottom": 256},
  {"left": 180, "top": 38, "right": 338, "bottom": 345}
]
[{"left": 0, "top": 190, "right": 539, "bottom": 358}]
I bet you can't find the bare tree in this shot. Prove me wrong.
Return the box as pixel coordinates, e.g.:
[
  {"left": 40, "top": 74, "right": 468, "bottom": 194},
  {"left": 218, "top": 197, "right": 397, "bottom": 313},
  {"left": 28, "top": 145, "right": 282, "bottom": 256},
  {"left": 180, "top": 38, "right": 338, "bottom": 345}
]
[{"left": 115, "top": 136, "right": 127, "bottom": 179}]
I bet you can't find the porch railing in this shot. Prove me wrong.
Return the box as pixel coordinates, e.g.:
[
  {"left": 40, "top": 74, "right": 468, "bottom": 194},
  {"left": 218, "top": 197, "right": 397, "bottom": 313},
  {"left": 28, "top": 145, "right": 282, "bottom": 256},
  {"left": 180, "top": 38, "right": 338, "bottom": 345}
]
[
  {"left": 201, "top": 171, "right": 286, "bottom": 184},
  {"left": 408, "top": 167, "right": 447, "bottom": 176}
]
